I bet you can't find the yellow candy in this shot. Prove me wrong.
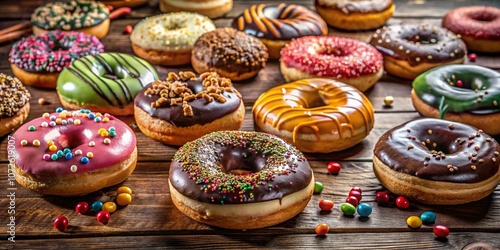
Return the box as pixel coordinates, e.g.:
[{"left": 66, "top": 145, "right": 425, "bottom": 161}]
[
  {"left": 116, "top": 193, "right": 132, "bottom": 206},
  {"left": 100, "top": 131, "right": 109, "bottom": 137},
  {"left": 98, "top": 128, "right": 107, "bottom": 134},
  {"left": 74, "top": 119, "right": 81, "bottom": 125},
  {"left": 87, "top": 152, "right": 94, "bottom": 158},
  {"left": 102, "top": 202, "right": 117, "bottom": 213},
  {"left": 407, "top": 215, "right": 423, "bottom": 229},
  {"left": 33, "top": 140, "right": 40, "bottom": 147},
  {"left": 102, "top": 117, "right": 109, "bottom": 123},
  {"left": 20, "top": 140, "right": 28, "bottom": 146},
  {"left": 47, "top": 140, "right": 55, "bottom": 146},
  {"left": 49, "top": 145, "right": 57, "bottom": 151},
  {"left": 117, "top": 186, "right": 132, "bottom": 195},
  {"left": 95, "top": 112, "right": 102, "bottom": 117},
  {"left": 55, "top": 118, "right": 62, "bottom": 124},
  {"left": 59, "top": 112, "right": 66, "bottom": 118}
]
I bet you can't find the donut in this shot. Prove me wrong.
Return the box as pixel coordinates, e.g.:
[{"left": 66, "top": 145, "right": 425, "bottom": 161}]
[
  {"left": 31, "top": 0, "right": 110, "bottom": 39},
  {"left": 159, "top": 0, "right": 232, "bottom": 19},
  {"left": 253, "top": 78, "right": 374, "bottom": 153},
  {"left": 85, "top": 0, "right": 147, "bottom": 8},
  {"left": 169, "top": 130, "right": 314, "bottom": 229},
  {"left": 231, "top": 3, "right": 328, "bottom": 59},
  {"left": 315, "top": 0, "right": 395, "bottom": 30},
  {"left": 0, "top": 74, "right": 31, "bottom": 137},
  {"left": 442, "top": 6, "right": 500, "bottom": 53},
  {"left": 191, "top": 28, "right": 269, "bottom": 81},
  {"left": 411, "top": 64, "right": 500, "bottom": 135},
  {"left": 369, "top": 23, "right": 467, "bottom": 80},
  {"left": 134, "top": 71, "right": 245, "bottom": 146},
  {"left": 56, "top": 52, "right": 158, "bottom": 116},
  {"left": 373, "top": 118, "right": 500, "bottom": 205},
  {"left": 131, "top": 12, "right": 216, "bottom": 66},
  {"left": 9, "top": 30, "right": 104, "bottom": 89},
  {"left": 280, "top": 36, "right": 383, "bottom": 92},
  {"left": 10, "top": 109, "right": 137, "bottom": 196}
]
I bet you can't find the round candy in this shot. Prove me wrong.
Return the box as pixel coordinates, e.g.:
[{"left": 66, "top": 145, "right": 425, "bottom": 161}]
[
  {"left": 327, "top": 162, "right": 341, "bottom": 174},
  {"left": 375, "top": 191, "right": 390, "bottom": 204},
  {"left": 395, "top": 196, "right": 410, "bottom": 209},
  {"left": 315, "top": 223, "right": 329, "bottom": 236},
  {"left": 433, "top": 225, "right": 449, "bottom": 238},
  {"left": 345, "top": 196, "right": 359, "bottom": 207},
  {"left": 356, "top": 203, "right": 372, "bottom": 217},
  {"left": 313, "top": 182, "right": 324, "bottom": 194},
  {"left": 340, "top": 203, "right": 356, "bottom": 216},
  {"left": 91, "top": 201, "right": 103, "bottom": 213},
  {"left": 319, "top": 199, "right": 334, "bottom": 211},
  {"left": 350, "top": 187, "right": 362, "bottom": 193},
  {"left": 116, "top": 193, "right": 132, "bottom": 206},
  {"left": 102, "top": 202, "right": 117, "bottom": 213},
  {"left": 406, "top": 215, "right": 423, "bottom": 229},
  {"left": 96, "top": 211, "right": 111, "bottom": 224},
  {"left": 348, "top": 190, "right": 362, "bottom": 202},
  {"left": 117, "top": 186, "right": 133, "bottom": 195},
  {"left": 75, "top": 201, "right": 89, "bottom": 214},
  {"left": 420, "top": 211, "right": 437, "bottom": 224},
  {"left": 53, "top": 215, "right": 68, "bottom": 232}
]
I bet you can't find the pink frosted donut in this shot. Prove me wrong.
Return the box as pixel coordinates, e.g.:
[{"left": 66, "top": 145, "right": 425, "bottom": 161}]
[
  {"left": 9, "top": 30, "right": 104, "bottom": 88},
  {"left": 9, "top": 109, "right": 137, "bottom": 196},
  {"left": 280, "top": 36, "right": 383, "bottom": 91}
]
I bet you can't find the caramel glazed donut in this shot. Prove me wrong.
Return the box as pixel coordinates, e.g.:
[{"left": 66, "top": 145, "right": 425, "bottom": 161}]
[
  {"left": 373, "top": 118, "right": 500, "bottom": 205},
  {"left": 169, "top": 131, "right": 314, "bottom": 229},
  {"left": 0, "top": 74, "right": 31, "bottom": 137},
  {"left": 370, "top": 23, "right": 466, "bottom": 80},
  {"left": 253, "top": 78, "right": 374, "bottom": 153}
]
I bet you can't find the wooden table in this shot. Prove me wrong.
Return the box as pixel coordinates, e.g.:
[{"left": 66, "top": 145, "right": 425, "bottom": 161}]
[{"left": 1, "top": 0, "right": 500, "bottom": 249}]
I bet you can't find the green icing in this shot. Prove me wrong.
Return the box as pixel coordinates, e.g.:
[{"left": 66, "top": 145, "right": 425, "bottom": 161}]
[
  {"left": 31, "top": 1, "right": 109, "bottom": 30},
  {"left": 412, "top": 65, "right": 500, "bottom": 117},
  {"left": 57, "top": 53, "right": 159, "bottom": 108}
]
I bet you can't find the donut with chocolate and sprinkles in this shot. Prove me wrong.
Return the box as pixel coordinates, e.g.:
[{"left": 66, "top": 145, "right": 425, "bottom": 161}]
[
  {"left": 373, "top": 118, "right": 500, "bottom": 205},
  {"left": 280, "top": 36, "right": 383, "bottom": 92},
  {"left": 411, "top": 64, "right": 500, "bottom": 135},
  {"left": 31, "top": 0, "right": 110, "bottom": 39},
  {"left": 369, "top": 23, "right": 467, "bottom": 79},
  {"left": 231, "top": 3, "right": 328, "bottom": 59},
  {"left": 169, "top": 130, "right": 314, "bottom": 229},
  {"left": 134, "top": 71, "right": 245, "bottom": 146},
  {"left": 10, "top": 109, "right": 137, "bottom": 196},
  {"left": 9, "top": 30, "right": 104, "bottom": 88},
  {"left": 0, "top": 73, "right": 31, "bottom": 137}
]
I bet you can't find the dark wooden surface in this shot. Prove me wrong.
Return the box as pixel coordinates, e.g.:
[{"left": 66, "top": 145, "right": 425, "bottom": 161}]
[{"left": 1, "top": 0, "right": 500, "bottom": 249}]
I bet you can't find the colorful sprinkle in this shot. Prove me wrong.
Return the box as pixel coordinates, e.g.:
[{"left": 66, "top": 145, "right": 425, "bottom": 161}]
[
  {"left": 89, "top": 141, "right": 95, "bottom": 147},
  {"left": 49, "top": 121, "right": 56, "bottom": 127},
  {"left": 51, "top": 154, "right": 58, "bottom": 161},
  {"left": 70, "top": 165, "right": 77, "bottom": 172},
  {"left": 65, "top": 153, "right": 73, "bottom": 159},
  {"left": 81, "top": 157, "right": 89, "bottom": 164},
  {"left": 109, "top": 131, "right": 117, "bottom": 137},
  {"left": 94, "top": 117, "right": 101, "bottom": 122},
  {"left": 87, "top": 152, "right": 94, "bottom": 158},
  {"left": 33, "top": 140, "right": 40, "bottom": 146},
  {"left": 75, "top": 149, "right": 82, "bottom": 155},
  {"left": 104, "top": 138, "right": 111, "bottom": 144},
  {"left": 20, "top": 140, "right": 28, "bottom": 146},
  {"left": 55, "top": 107, "right": 64, "bottom": 112},
  {"left": 102, "top": 117, "right": 109, "bottom": 123},
  {"left": 41, "top": 122, "right": 48, "bottom": 127},
  {"left": 49, "top": 145, "right": 57, "bottom": 151},
  {"left": 42, "top": 113, "right": 50, "bottom": 118},
  {"left": 74, "top": 119, "right": 81, "bottom": 125},
  {"left": 43, "top": 154, "right": 51, "bottom": 160},
  {"left": 28, "top": 125, "right": 35, "bottom": 131}
]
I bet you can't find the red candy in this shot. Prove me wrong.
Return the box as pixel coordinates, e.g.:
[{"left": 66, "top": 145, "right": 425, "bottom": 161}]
[
  {"left": 348, "top": 190, "right": 362, "bottom": 202},
  {"left": 96, "top": 211, "right": 111, "bottom": 224},
  {"left": 433, "top": 225, "right": 450, "bottom": 238},
  {"left": 53, "top": 215, "right": 68, "bottom": 232},
  {"left": 326, "top": 162, "right": 342, "bottom": 174},
  {"left": 395, "top": 196, "right": 410, "bottom": 209},
  {"left": 315, "top": 223, "right": 329, "bottom": 236},
  {"left": 345, "top": 196, "right": 359, "bottom": 207},
  {"left": 124, "top": 25, "right": 133, "bottom": 34},
  {"left": 319, "top": 199, "right": 334, "bottom": 211},
  {"left": 75, "top": 202, "right": 89, "bottom": 214},
  {"left": 375, "top": 191, "right": 390, "bottom": 204},
  {"left": 350, "top": 187, "right": 362, "bottom": 193},
  {"left": 456, "top": 80, "right": 463, "bottom": 87},
  {"left": 468, "top": 53, "right": 477, "bottom": 62}
]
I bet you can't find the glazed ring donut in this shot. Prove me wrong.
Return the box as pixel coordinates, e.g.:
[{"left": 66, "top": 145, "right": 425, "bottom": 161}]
[
  {"left": 373, "top": 118, "right": 500, "bottom": 205},
  {"left": 369, "top": 23, "right": 467, "bottom": 79},
  {"left": 0, "top": 74, "right": 31, "bottom": 137},
  {"left": 169, "top": 130, "right": 314, "bottom": 229},
  {"left": 10, "top": 109, "right": 137, "bottom": 196},
  {"left": 253, "top": 78, "right": 374, "bottom": 153},
  {"left": 57, "top": 52, "right": 159, "bottom": 116},
  {"left": 315, "top": 0, "right": 395, "bottom": 30},
  {"left": 442, "top": 6, "right": 500, "bottom": 53},
  {"left": 411, "top": 65, "right": 500, "bottom": 135},
  {"left": 9, "top": 31, "right": 104, "bottom": 88},
  {"left": 231, "top": 3, "right": 328, "bottom": 59},
  {"left": 134, "top": 71, "right": 245, "bottom": 146},
  {"left": 131, "top": 12, "right": 216, "bottom": 66},
  {"left": 31, "top": 0, "right": 110, "bottom": 39},
  {"left": 160, "top": 0, "right": 233, "bottom": 19},
  {"left": 85, "top": 0, "right": 147, "bottom": 8},
  {"left": 280, "top": 36, "right": 383, "bottom": 92}
]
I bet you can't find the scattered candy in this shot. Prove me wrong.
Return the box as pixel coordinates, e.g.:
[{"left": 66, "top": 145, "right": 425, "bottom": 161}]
[
  {"left": 456, "top": 80, "right": 463, "bottom": 87},
  {"left": 356, "top": 203, "right": 372, "bottom": 217},
  {"left": 348, "top": 190, "right": 362, "bottom": 202},
  {"left": 345, "top": 196, "right": 359, "bottom": 207},
  {"left": 406, "top": 215, "right": 422, "bottom": 229},
  {"left": 313, "top": 182, "right": 324, "bottom": 194},
  {"left": 102, "top": 202, "right": 117, "bottom": 213},
  {"left": 75, "top": 202, "right": 89, "bottom": 214},
  {"left": 420, "top": 211, "right": 437, "bottom": 224},
  {"left": 375, "top": 191, "right": 390, "bottom": 204},
  {"left": 433, "top": 225, "right": 449, "bottom": 238},
  {"left": 340, "top": 203, "right": 356, "bottom": 216},
  {"left": 96, "top": 211, "right": 111, "bottom": 224},
  {"left": 124, "top": 25, "right": 133, "bottom": 34},
  {"left": 384, "top": 96, "right": 394, "bottom": 106},
  {"left": 116, "top": 193, "right": 132, "bottom": 206},
  {"left": 326, "top": 162, "right": 341, "bottom": 174},
  {"left": 53, "top": 215, "right": 68, "bottom": 231},
  {"left": 91, "top": 201, "right": 103, "bottom": 213},
  {"left": 350, "top": 187, "right": 362, "bottom": 193},
  {"left": 468, "top": 53, "right": 477, "bottom": 62},
  {"left": 319, "top": 199, "right": 334, "bottom": 211},
  {"left": 315, "top": 223, "right": 329, "bottom": 236},
  {"left": 395, "top": 196, "right": 410, "bottom": 209},
  {"left": 117, "top": 186, "right": 133, "bottom": 195}
]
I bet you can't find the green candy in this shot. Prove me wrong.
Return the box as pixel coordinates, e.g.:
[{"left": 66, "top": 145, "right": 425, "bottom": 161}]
[
  {"left": 412, "top": 65, "right": 500, "bottom": 118},
  {"left": 313, "top": 182, "right": 324, "bottom": 194},
  {"left": 340, "top": 203, "right": 356, "bottom": 216}
]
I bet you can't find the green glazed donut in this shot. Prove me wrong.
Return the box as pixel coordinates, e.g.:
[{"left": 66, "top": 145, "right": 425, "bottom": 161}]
[{"left": 57, "top": 52, "right": 158, "bottom": 116}]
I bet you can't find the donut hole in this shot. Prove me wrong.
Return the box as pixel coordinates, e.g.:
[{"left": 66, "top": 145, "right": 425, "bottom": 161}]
[
  {"left": 469, "top": 12, "right": 497, "bottom": 22},
  {"left": 218, "top": 146, "right": 266, "bottom": 175},
  {"left": 44, "top": 129, "right": 88, "bottom": 150},
  {"left": 404, "top": 33, "right": 440, "bottom": 45},
  {"left": 316, "top": 45, "right": 348, "bottom": 57},
  {"left": 419, "top": 132, "right": 461, "bottom": 155}
]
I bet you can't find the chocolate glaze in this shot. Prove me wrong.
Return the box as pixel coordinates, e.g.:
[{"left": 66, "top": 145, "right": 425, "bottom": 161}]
[
  {"left": 315, "top": 0, "right": 393, "bottom": 14},
  {"left": 134, "top": 79, "right": 242, "bottom": 127},
  {"left": 169, "top": 131, "right": 313, "bottom": 204},
  {"left": 374, "top": 118, "right": 500, "bottom": 183},
  {"left": 369, "top": 24, "right": 466, "bottom": 66}
]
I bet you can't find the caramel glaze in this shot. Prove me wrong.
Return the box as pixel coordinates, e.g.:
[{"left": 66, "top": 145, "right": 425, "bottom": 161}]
[
  {"left": 369, "top": 24, "right": 466, "bottom": 66},
  {"left": 170, "top": 131, "right": 313, "bottom": 204},
  {"left": 374, "top": 118, "right": 500, "bottom": 183},
  {"left": 253, "top": 79, "right": 374, "bottom": 142},
  {"left": 231, "top": 3, "right": 328, "bottom": 40}
]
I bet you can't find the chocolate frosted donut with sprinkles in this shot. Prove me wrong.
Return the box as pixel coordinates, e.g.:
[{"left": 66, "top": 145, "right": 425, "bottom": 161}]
[
  {"left": 0, "top": 73, "right": 31, "bottom": 137},
  {"left": 232, "top": 3, "right": 328, "bottom": 59},
  {"left": 369, "top": 23, "right": 467, "bottom": 79},
  {"left": 169, "top": 130, "right": 314, "bottom": 229},
  {"left": 373, "top": 118, "right": 500, "bottom": 205}
]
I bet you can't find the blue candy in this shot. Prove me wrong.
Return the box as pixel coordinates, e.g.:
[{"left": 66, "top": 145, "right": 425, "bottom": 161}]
[
  {"left": 91, "top": 201, "right": 103, "bottom": 213},
  {"left": 420, "top": 211, "right": 436, "bottom": 224},
  {"left": 357, "top": 203, "right": 372, "bottom": 217}
]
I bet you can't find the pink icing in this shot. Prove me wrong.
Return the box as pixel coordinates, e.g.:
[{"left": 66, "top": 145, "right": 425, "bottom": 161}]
[{"left": 11, "top": 110, "right": 136, "bottom": 176}]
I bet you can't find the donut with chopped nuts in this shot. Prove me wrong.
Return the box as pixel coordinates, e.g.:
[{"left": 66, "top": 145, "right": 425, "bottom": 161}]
[
  {"left": 31, "top": 0, "right": 110, "bottom": 39},
  {"left": 280, "top": 36, "right": 383, "bottom": 92},
  {"left": 412, "top": 65, "right": 500, "bottom": 135},
  {"left": 131, "top": 12, "right": 215, "bottom": 66},
  {"left": 369, "top": 23, "right": 467, "bottom": 79},
  {"left": 0, "top": 73, "right": 31, "bottom": 137},
  {"left": 373, "top": 118, "right": 500, "bottom": 205},
  {"left": 134, "top": 71, "right": 245, "bottom": 146},
  {"left": 191, "top": 28, "right": 269, "bottom": 81}
]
